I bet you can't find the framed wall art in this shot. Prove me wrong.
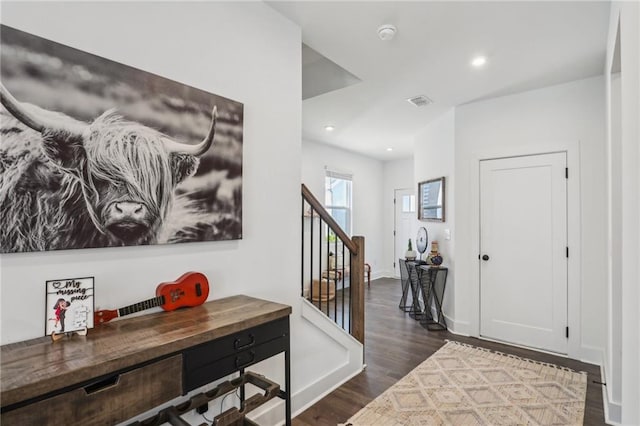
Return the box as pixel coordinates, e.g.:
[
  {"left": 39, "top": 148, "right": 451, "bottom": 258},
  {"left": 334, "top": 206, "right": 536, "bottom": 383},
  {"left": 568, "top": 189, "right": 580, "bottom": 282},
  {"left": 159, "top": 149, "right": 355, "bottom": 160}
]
[
  {"left": 418, "top": 177, "right": 445, "bottom": 222},
  {"left": 1, "top": 25, "right": 243, "bottom": 253}
]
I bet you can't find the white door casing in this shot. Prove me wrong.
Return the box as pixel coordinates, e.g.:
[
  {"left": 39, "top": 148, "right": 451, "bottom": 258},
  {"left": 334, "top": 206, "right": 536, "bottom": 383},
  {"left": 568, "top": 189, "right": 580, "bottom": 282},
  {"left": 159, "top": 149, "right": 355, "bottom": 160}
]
[
  {"left": 480, "top": 152, "right": 568, "bottom": 354},
  {"left": 394, "top": 188, "right": 415, "bottom": 278}
]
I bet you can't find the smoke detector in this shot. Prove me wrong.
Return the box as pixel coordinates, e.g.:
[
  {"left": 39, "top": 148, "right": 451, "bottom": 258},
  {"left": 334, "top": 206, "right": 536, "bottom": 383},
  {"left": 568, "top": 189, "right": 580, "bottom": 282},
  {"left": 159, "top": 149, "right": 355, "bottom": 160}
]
[
  {"left": 407, "top": 95, "right": 433, "bottom": 107},
  {"left": 377, "top": 24, "right": 397, "bottom": 41}
]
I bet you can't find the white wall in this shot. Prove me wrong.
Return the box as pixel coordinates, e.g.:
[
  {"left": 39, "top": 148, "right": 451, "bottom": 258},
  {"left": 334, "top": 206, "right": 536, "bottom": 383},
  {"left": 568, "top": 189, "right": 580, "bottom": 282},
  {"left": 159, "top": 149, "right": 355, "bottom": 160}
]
[
  {"left": 454, "top": 76, "right": 607, "bottom": 363},
  {"left": 605, "top": 2, "right": 640, "bottom": 425},
  {"left": 381, "top": 157, "right": 414, "bottom": 277},
  {"left": 301, "top": 139, "right": 384, "bottom": 277},
  {"left": 413, "top": 110, "right": 456, "bottom": 327},
  {"left": 0, "top": 2, "right": 359, "bottom": 424},
  {"left": 605, "top": 7, "right": 623, "bottom": 423}
]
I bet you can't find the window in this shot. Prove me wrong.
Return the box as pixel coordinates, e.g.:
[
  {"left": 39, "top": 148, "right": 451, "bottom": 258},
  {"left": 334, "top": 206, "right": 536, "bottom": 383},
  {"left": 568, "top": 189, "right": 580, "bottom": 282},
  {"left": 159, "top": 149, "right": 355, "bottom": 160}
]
[
  {"left": 402, "top": 195, "right": 416, "bottom": 213},
  {"left": 325, "top": 171, "right": 352, "bottom": 235}
]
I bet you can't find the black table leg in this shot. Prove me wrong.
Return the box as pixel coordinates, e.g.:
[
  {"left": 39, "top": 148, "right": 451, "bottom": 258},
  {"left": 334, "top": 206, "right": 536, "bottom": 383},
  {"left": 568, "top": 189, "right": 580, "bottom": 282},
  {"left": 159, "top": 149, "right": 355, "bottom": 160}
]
[
  {"left": 408, "top": 265, "right": 425, "bottom": 320},
  {"left": 285, "top": 338, "right": 291, "bottom": 426},
  {"left": 399, "top": 275, "right": 412, "bottom": 311},
  {"left": 427, "top": 269, "right": 448, "bottom": 330},
  {"left": 240, "top": 367, "right": 245, "bottom": 409}
]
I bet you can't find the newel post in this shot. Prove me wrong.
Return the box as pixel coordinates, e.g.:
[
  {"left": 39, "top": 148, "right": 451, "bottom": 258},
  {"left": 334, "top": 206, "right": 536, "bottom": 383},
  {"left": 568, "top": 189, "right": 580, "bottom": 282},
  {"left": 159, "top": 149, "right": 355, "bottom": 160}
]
[{"left": 350, "top": 236, "right": 365, "bottom": 345}]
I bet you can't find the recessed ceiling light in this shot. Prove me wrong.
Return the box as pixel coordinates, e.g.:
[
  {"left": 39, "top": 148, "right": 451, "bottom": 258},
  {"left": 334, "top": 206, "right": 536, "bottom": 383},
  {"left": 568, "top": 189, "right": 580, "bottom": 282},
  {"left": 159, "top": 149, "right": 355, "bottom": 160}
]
[
  {"left": 471, "top": 56, "right": 487, "bottom": 68},
  {"left": 325, "top": 125, "right": 335, "bottom": 132},
  {"left": 386, "top": 148, "right": 393, "bottom": 152}
]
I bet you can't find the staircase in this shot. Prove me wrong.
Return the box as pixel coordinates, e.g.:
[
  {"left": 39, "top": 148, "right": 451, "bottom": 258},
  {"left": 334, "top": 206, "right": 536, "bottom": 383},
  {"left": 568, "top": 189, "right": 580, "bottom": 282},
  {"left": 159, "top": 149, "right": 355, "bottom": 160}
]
[{"left": 301, "top": 184, "right": 365, "bottom": 344}]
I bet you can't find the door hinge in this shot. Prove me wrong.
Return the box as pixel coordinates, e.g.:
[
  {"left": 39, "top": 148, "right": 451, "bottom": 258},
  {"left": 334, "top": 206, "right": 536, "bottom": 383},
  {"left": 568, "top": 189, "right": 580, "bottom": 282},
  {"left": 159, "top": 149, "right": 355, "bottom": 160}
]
[
  {"left": 566, "top": 247, "right": 569, "bottom": 258},
  {"left": 565, "top": 167, "right": 569, "bottom": 179},
  {"left": 393, "top": 261, "right": 396, "bottom": 268},
  {"left": 393, "top": 230, "right": 396, "bottom": 236},
  {"left": 566, "top": 326, "right": 569, "bottom": 338},
  {"left": 393, "top": 198, "right": 396, "bottom": 204}
]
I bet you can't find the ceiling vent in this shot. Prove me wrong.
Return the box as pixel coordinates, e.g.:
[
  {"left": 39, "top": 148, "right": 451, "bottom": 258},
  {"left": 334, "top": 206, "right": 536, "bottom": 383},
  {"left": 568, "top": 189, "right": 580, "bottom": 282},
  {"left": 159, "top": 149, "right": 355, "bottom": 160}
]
[{"left": 407, "top": 95, "right": 433, "bottom": 107}]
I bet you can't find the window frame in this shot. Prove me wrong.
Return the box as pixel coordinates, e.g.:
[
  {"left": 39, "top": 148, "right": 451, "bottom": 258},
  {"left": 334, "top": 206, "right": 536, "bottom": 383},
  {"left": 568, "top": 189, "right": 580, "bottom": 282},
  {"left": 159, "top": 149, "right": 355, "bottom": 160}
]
[{"left": 325, "top": 171, "right": 353, "bottom": 236}]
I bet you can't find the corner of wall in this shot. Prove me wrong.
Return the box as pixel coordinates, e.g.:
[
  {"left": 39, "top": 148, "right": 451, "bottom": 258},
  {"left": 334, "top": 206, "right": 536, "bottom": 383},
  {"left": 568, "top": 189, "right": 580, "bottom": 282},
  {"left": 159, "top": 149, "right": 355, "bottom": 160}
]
[
  {"left": 601, "top": 350, "right": 623, "bottom": 425},
  {"left": 443, "top": 314, "right": 470, "bottom": 337}
]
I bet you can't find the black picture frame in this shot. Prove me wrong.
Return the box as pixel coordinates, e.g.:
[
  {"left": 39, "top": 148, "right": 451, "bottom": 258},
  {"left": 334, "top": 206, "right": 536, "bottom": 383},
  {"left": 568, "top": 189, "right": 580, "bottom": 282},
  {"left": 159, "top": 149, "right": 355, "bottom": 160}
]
[
  {"left": 1, "top": 25, "right": 243, "bottom": 253},
  {"left": 45, "top": 276, "right": 95, "bottom": 336}
]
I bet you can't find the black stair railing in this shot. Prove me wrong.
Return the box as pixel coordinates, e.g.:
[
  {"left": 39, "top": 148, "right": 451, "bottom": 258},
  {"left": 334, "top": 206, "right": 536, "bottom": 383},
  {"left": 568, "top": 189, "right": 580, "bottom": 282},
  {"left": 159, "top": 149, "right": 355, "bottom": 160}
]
[{"left": 301, "top": 184, "right": 365, "bottom": 344}]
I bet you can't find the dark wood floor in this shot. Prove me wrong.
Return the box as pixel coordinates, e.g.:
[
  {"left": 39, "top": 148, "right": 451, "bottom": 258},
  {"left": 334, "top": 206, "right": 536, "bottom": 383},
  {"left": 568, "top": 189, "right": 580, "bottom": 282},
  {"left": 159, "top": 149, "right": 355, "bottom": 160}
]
[{"left": 294, "top": 277, "right": 606, "bottom": 426}]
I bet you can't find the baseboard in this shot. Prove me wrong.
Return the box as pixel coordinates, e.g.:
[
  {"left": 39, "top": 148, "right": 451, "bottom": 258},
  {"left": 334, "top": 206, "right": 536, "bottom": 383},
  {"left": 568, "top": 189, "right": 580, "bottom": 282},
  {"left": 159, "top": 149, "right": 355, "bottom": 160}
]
[
  {"left": 579, "top": 344, "right": 603, "bottom": 366},
  {"left": 602, "top": 391, "right": 622, "bottom": 425},
  {"left": 600, "top": 353, "right": 622, "bottom": 425},
  {"left": 370, "top": 270, "right": 388, "bottom": 281},
  {"left": 249, "top": 298, "right": 364, "bottom": 425},
  {"left": 602, "top": 364, "right": 622, "bottom": 424},
  {"left": 444, "top": 314, "right": 470, "bottom": 336},
  {"left": 578, "top": 347, "right": 621, "bottom": 424},
  {"left": 378, "top": 269, "right": 397, "bottom": 279},
  {"left": 248, "top": 362, "right": 364, "bottom": 426},
  {"left": 289, "top": 360, "right": 364, "bottom": 418}
]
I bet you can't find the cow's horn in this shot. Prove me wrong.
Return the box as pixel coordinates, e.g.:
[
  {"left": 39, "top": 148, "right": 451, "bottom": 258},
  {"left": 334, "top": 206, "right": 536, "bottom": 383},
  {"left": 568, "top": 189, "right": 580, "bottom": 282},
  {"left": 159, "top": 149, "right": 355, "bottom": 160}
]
[
  {"left": 0, "top": 82, "right": 86, "bottom": 136},
  {"left": 1, "top": 83, "right": 47, "bottom": 132},
  {"left": 163, "top": 106, "right": 217, "bottom": 157}
]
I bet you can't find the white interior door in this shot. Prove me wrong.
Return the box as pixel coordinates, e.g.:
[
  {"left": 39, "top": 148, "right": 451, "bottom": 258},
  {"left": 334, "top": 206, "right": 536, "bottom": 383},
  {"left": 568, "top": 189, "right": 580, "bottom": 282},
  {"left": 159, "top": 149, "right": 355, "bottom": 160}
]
[
  {"left": 480, "top": 152, "right": 568, "bottom": 354},
  {"left": 394, "top": 188, "right": 415, "bottom": 278}
]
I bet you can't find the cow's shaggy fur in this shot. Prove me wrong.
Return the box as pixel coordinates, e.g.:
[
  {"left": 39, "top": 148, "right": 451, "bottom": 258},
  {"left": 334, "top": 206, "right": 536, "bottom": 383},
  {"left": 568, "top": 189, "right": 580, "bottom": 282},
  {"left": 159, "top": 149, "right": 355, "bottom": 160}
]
[{"left": 0, "top": 107, "right": 198, "bottom": 252}]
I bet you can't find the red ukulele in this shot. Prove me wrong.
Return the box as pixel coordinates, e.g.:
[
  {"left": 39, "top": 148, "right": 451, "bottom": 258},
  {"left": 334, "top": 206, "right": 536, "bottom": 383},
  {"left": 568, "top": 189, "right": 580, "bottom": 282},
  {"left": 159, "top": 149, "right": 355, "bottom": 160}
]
[{"left": 94, "top": 272, "right": 209, "bottom": 325}]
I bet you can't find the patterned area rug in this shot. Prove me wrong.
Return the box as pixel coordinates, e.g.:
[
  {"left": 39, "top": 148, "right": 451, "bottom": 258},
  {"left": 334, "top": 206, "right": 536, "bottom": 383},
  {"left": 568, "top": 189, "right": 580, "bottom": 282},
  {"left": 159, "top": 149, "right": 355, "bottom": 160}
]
[{"left": 342, "top": 341, "right": 587, "bottom": 426}]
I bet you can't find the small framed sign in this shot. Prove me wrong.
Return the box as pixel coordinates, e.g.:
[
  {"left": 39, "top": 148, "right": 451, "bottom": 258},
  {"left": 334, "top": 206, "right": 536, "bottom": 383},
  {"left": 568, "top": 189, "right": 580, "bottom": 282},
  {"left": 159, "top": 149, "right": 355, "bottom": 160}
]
[{"left": 45, "top": 277, "right": 95, "bottom": 336}]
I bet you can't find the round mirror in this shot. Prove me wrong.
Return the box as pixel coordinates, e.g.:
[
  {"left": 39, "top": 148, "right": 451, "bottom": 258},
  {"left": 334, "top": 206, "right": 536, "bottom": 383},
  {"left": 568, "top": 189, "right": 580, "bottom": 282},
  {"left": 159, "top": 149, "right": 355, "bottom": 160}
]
[{"left": 416, "top": 227, "right": 428, "bottom": 255}]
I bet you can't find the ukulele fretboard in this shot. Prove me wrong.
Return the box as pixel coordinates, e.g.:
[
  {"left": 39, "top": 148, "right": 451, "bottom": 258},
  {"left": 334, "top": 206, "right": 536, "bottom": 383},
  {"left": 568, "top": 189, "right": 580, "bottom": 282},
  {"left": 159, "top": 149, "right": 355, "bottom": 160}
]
[{"left": 118, "top": 295, "right": 165, "bottom": 317}]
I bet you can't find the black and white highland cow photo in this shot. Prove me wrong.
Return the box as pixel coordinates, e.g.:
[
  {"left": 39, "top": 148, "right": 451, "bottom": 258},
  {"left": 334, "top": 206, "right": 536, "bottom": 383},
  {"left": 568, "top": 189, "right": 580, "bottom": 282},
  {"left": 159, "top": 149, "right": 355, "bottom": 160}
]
[{"left": 0, "top": 25, "right": 243, "bottom": 253}]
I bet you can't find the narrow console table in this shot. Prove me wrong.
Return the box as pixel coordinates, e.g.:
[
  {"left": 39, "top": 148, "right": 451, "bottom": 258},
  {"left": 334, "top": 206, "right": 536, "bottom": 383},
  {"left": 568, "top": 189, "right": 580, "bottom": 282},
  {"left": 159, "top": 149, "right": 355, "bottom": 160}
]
[
  {"left": 399, "top": 259, "right": 448, "bottom": 331},
  {"left": 418, "top": 265, "right": 448, "bottom": 331},
  {"left": 0, "top": 295, "right": 292, "bottom": 425}
]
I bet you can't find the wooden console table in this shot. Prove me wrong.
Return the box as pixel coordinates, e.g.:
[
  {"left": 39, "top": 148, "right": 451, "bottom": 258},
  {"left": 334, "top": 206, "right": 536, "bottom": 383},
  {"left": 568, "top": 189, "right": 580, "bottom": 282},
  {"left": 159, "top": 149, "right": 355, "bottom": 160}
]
[{"left": 0, "top": 295, "right": 292, "bottom": 425}]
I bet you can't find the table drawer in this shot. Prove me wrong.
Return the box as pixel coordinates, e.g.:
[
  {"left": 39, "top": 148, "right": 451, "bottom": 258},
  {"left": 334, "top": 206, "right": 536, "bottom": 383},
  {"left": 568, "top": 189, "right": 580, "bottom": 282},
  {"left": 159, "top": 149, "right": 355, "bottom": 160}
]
[
  {"left": 1, "top": 355, "right": 182, "bottom": 426},
  {"left": 185, "top": 317, "right": 288, "bottom": 369},
  {"left": 183, "top": 318, "right": 289, "bottom": 392},
  {"left": 184, "top": 336, "right": 287, "bottom": 391}
]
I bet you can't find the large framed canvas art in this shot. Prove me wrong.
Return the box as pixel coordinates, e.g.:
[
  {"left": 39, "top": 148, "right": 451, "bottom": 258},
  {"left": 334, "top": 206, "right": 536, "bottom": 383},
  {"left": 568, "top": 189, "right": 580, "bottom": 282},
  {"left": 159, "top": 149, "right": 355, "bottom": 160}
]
[{"left": 0, "top": 25, "right": 243, "bottom": 253}]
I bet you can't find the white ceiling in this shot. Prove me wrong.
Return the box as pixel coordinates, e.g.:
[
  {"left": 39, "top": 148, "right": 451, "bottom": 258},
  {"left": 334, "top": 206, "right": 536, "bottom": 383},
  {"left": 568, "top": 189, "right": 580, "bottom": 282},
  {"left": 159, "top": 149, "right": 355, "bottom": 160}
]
[{"left": 268, "top": 1, "right": 610, "bottom": 160}]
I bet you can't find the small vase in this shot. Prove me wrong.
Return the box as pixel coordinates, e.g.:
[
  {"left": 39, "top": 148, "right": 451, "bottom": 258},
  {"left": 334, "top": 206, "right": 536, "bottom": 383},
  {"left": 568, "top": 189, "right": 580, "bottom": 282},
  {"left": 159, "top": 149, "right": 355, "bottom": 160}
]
[{"left": 426, "top": 240, "right": 443, "bottom": 266}]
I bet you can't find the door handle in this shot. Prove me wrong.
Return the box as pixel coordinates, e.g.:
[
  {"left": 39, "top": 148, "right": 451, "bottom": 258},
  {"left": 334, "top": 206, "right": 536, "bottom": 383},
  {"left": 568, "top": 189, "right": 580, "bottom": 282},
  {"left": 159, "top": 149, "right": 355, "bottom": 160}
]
[{"left": 482, "top": 254, "right": 490, "bottom": 261}]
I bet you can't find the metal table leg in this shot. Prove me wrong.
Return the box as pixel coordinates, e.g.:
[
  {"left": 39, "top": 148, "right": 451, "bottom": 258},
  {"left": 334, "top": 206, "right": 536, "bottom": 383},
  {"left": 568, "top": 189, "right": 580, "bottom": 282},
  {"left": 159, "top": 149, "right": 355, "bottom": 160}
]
[{"left": 419, "top": 266, "right": 448, "bottom": 331}]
